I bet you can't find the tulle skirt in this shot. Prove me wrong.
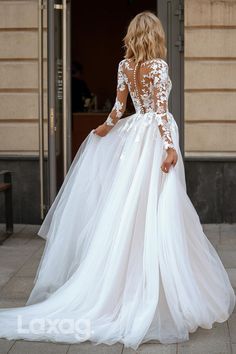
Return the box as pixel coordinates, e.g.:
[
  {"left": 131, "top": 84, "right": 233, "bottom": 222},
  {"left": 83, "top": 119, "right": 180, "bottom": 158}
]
[{"left": 0, "top": 111, "right": 235, "bottom": 350}]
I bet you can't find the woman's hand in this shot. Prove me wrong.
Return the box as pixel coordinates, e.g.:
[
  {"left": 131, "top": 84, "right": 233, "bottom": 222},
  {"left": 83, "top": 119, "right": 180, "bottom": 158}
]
[
  {"left": 93, "top": 124, "right": 112, "bottom": 137},
  {"left": 161, "top": 148, "right": 178, "bottom": 173}
]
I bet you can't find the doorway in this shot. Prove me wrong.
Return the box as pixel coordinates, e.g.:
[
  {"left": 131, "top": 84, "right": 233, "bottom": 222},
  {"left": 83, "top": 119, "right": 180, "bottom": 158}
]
[
  {"left": 39, "top": 0, "right": 184, "bottom": 217},
  {"left": 70, "top": 0, "right": 184, "bottom": 157},
  {"left": 70, "top": 0, "right": 157, "bottom": 157}
]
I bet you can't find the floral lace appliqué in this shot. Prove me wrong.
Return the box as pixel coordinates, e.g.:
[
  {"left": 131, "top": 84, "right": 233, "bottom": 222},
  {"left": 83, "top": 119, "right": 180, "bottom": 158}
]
[{"left": 104, "top": 58, "right": 175, "bottom": 151}]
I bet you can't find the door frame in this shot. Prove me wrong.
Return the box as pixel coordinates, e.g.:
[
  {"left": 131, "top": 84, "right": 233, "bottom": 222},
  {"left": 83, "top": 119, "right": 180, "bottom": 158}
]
[
  {"left": 157, "top": 0, "right": 184, "bottom": 155},
  {"left": 38, "top": 0, "right": 72, "bottom": 218}
]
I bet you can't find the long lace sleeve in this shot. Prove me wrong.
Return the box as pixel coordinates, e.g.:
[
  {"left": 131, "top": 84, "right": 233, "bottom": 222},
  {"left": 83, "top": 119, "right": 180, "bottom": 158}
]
[
  {"left": 104, "top": 60, "right": 128, "bottom": 127},
  {"left": 152, "top": 60, "right": 175, "bottom": 151}
]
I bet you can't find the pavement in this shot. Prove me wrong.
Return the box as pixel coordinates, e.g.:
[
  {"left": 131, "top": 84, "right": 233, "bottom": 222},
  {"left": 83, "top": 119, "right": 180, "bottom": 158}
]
[{"left": 0, "top": 223, "right": 235, "bottom": 354}]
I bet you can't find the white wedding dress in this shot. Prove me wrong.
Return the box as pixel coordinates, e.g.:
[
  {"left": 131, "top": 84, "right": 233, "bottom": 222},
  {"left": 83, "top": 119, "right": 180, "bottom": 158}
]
[{"left": 0, "top": 58, "right": 235, "bottom": 350}]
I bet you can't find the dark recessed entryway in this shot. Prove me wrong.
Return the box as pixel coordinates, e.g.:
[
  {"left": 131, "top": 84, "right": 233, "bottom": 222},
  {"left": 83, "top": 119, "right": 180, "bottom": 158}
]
[{"left": 71, "top": 0, "right": 157, "bottom": 157}]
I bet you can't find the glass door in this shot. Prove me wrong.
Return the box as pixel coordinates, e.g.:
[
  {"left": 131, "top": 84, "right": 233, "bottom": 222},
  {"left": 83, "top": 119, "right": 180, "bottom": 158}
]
[{"left": 38, "top": 0, "right": 71, "bottom": 219}]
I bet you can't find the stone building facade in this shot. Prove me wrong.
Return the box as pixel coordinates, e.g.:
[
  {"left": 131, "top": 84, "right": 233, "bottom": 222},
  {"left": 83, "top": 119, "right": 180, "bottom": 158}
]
[
  {"left": 0, "top": 0, "right": 235, "bottom": 223},
  {"left": 185, "top": 0, "right": 236, "bottom": 156},
  {"left": 184, "top": 0, "right": 236, "bottom": 223}
]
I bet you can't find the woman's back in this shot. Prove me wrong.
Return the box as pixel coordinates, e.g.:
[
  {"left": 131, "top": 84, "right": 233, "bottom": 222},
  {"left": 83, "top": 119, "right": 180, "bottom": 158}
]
[
  {"left": 103, "top": 57, "right": 175, "bottom": 151},
  {"left": 120, "top": 58, "right": 172, "bottom": 115}
]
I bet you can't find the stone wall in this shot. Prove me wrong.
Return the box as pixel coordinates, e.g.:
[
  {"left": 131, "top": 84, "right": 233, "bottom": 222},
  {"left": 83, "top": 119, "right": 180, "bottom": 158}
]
[
  {"left": 0, "top": 0, "right": 47, "bottom": 156},
  {"left": 184, "top": 0, "right": 236, "bottom": 157}
]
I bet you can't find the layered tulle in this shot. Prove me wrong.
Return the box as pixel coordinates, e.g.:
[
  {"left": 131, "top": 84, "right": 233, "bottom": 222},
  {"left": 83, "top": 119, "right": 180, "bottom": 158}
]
[{"left": 0, "top": 112, "right": 235, "bottom": 350}]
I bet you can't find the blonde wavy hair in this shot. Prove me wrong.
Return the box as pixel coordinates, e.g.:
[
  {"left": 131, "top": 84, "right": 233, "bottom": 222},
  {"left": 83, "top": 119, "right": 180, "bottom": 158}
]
[{"left": 123, "top": 11, "right": 167, "bottom": 63}]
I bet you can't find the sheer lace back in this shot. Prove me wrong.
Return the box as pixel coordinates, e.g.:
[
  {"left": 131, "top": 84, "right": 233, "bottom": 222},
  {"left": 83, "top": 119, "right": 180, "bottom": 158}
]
[
  {"left": 122, "top": 59, "right": 172, "bottom": 114},
  {"left": 104, "top": 58, "right": 175, "bottom": 151}
]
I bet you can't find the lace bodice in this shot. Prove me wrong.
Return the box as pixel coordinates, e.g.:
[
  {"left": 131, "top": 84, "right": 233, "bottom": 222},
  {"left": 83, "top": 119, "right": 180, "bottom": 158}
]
[{"left": 104, "top": 58, "right": 175, "bottom": 150}]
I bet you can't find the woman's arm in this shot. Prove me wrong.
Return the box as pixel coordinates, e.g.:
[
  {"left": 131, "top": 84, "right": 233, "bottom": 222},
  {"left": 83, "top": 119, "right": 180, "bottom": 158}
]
[
  {"left": 104, "top": 60, "right": 129, "bottom": 127},
  {"left": 151, "top": 60, "right": 178, "bottom": 172},
  {"left": 152, "top": 60, "right": 175, "bottom": 151},
  {"left": 94, "top": 60, "right": 128, "bottom": 136}
]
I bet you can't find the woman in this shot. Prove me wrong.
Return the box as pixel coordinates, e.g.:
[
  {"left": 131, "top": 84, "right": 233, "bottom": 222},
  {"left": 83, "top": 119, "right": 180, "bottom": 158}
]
[{"left": 0, "top": 11, "right": 235, "bottom": 351}]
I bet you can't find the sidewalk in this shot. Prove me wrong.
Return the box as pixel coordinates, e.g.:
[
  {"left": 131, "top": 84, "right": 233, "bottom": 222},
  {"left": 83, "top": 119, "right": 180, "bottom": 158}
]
[{"left": 0, "top": 223, "right": 235, "bottom": 354}]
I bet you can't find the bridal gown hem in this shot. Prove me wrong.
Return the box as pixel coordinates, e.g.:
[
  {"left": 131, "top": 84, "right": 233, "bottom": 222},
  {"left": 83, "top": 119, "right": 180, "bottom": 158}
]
[{"left": 0, "top": 58, "right": 235, "bottom": 351}]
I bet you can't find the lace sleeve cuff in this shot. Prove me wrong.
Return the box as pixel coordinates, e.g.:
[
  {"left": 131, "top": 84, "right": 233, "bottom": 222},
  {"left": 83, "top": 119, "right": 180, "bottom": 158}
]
[
  {"left": 104, "top": 115, "right": 115, "bottom": 126},
  {"left": 153, "top": 112, "right": 176, "bottom": 151}
]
